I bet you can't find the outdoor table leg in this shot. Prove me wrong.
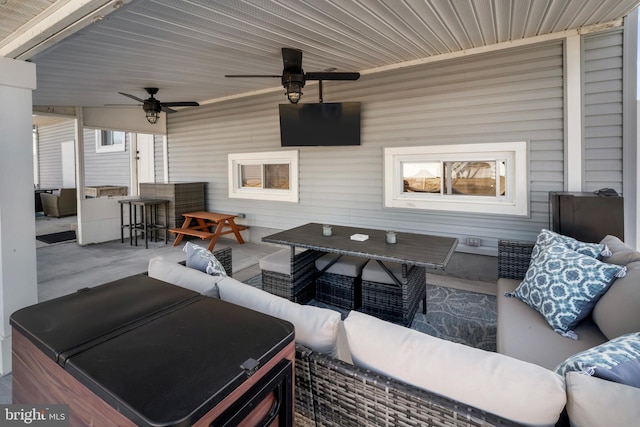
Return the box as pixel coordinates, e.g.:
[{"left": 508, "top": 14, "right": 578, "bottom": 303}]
[
  {"left": 164, "top": 202, "right": 169, "bottom": 244},
  {"left": 226, "top": 218, "right": 245, "bottom": 244},
  {"left": 119, "top": 202, "right": 124, "bottom": 243},
  {"left": 129, "top": 202, "right": 134, "bottom": 246},
  {"left": 143, "top": 204, "right": 149, "bottom": 249}
]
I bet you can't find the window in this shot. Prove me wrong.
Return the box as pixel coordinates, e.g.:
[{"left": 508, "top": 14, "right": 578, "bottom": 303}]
[
  {"left": 228, "top": 150, "right": 299, "bottom": 202},
  {"left": 95, "top": 130, "right": 126, "bottom": 153},
  {"left": 384, "top": 142, "right": 528, "bottom": 216}
]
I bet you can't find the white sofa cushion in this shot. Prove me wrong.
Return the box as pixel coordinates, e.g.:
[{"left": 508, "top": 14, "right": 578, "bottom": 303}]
[
  {"left": 315, "top": 253, "right": 367, "bottom": 277},
  {"left": 259, "top": 248, "right": 304, "bottom": 275},
  {"left": 566, "top": 372, "right": 640, "bottom": 427},
  {"left": 217, "top": 276, "right": 342, "bottom": 357},
  {"left": 344, "top": 310, "right": 566, "bottom": 426},
  {"left": 600, "top": 235, "right": 640, "bottom": 266},
  {"left": 361, "top": 260, "right": 403, "bottom": 284},
  {"left": 593, "top": 261, "right": 640, "bottom": 340},
  {"left": 148, "top": 256, "right": 222, "bottom": 298},
  {"left": 497, "top": 279, "right": 607, "bottom": 370}
]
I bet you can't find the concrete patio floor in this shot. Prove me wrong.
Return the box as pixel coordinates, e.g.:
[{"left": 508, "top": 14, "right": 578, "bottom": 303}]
[
  {"left": 0, "top": 214, "right": 282, "bottom": 404},
  {"left": 1, "top": 214, "right": 496, "bottom": 404}
]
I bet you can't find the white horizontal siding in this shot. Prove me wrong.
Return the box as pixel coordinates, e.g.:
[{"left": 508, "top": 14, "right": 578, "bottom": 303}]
[
  {"left": 35, "top": 119, "right": 75, "bottom": 188},
  {"left": 83, "top": 130, "right": 130, "bottom": 192},
  {"left": 167, "top": 41, "right": 567, "bottom": 247}
]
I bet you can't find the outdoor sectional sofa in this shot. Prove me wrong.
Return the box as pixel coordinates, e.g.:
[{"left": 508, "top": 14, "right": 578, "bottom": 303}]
[{"left": 147, "top": 234, "right": 640, "bottom": 427}]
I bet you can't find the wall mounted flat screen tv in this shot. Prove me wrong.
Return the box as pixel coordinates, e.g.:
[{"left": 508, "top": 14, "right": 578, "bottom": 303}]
[{"left": 279, "top": 102, "right": 361, "bottom": 146}]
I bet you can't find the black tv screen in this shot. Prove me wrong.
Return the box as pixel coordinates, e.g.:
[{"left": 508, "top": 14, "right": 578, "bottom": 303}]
[{"left": 279, "top": 102, "right": 361, "bottom": 146}]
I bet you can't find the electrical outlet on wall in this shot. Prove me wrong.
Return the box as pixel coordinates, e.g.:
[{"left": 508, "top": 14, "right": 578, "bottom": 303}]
[{"left": 465, "top": 237, "right": 481, "bottom": 247}]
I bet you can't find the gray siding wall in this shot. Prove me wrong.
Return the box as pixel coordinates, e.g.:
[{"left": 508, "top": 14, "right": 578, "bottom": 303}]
[
  {"left": 583, "top": 30, "right": 624, "bottom": 192},
  {"left": 35, "top": 119, "right": 75, "bottom": 188},
  {"left": 83, "top": 129, "right": 131, "bottom": 192},
  {"left": 167, "top": 40, "right": 568, "bottom": 248},
  {"left": 154, "top": 134, "right": 165, "bottom": 183}
]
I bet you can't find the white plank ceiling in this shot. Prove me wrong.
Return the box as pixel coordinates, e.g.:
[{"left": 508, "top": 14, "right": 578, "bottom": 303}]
[{"left": 1, "top": 0, "right": 638, "bottom": 108}]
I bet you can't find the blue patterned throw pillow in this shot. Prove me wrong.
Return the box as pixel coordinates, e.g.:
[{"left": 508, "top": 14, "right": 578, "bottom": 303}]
[
  {"left": 555, "top": 332, "right": 640, "bottom": 388},
  {"left": 183, "top": 241, "right": 227, "bottom": 276},
  {"left": 531, "top": 229, "right": 609, "bottom": 260},
  {"left": 512, "top": 243, "right": 625, "bottom": 339}
]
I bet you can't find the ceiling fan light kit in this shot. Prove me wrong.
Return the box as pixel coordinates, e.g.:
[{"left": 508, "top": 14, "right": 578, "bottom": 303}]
[
  {"left": 145, "top": 109, "right": 160, "bottom": 124},
  {"left": 226, "top": 48, "right": 360, "bottom": 104},
  {"left": 119, "top": 87, "right": 199, "bottom": 124}
]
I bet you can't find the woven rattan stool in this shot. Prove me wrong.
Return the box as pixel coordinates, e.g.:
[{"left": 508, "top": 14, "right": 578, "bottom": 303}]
[
  {"left": 315, "top": 253, "right": 368, "bottom": 309},
  {"left": 360, "top": 260, "right": 426, "bottom": 326},
  {"left": 260, "top": 248, "right": 324, "bottom": 304}
]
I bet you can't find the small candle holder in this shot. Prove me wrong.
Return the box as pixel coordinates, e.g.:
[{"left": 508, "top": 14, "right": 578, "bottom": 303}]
[
  {"left": 386, "top": 230, "right": 397, "bottom": 244},
  {"left": 322, "top": 224, "right": 333, "bottom": 237}
]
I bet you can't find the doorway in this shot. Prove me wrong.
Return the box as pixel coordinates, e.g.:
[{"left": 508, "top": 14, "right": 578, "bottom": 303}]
[{"left": 134, "top": 133, "right": 155, "bottom": 193}]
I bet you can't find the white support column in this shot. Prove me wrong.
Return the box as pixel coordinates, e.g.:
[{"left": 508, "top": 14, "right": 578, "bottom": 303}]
[
  {"left": 623, "top": 10, "right": 639, "bottom": 249},
  {"left": 0, "top": 57, "right": 38, "bottom": 375},
  {"left": 565, "top": 35, "right": 583, "bottom": 192},
  {"left": 74, "top": 108, "right": 86, "bottom": 245},
  {"left": 130, "top": 132, "right": 139, "bottom": 196}
]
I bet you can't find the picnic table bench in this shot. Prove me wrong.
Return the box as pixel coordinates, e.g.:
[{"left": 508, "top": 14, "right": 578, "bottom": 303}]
[{"left": 169, "top": 211, "right": 247, "bottom": 251}]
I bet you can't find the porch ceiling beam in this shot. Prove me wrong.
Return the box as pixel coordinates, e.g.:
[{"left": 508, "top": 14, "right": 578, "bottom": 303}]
[{"left": 0, "top": 0, "right": 130, "bottom": 60}]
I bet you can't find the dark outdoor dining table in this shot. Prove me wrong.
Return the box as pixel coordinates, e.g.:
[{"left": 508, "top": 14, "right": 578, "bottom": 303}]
[
  {"left": 262, "top": 223, "right": 458, "bottom": 324},
  {"left": 262, "top": 222, "right": 458, "bottom": 270}
]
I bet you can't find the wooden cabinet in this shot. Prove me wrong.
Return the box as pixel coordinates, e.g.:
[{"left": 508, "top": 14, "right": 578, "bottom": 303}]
[
  {"left": 549, "top": 191, "right": 624, "bottom": 243},
  {"left": 139, "top": 182, "right": 205, "bottom": 229}
]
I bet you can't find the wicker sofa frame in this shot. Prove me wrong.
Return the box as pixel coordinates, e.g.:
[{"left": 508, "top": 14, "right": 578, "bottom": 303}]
[
  {"left": 292, "top": 344, "right": 522, "bottom": 427},
  {"left": 261, "top": 248, "right": 325, "bottom": 304},
  {"left": 497, "top": 239, "right": 535, "bottom": 280},
  {"left": 288, "top": 241, "right": 551, "bottom": 426}
]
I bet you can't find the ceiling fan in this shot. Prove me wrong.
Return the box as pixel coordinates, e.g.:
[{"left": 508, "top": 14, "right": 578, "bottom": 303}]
[
  {"left": 225, "top": 48, "right": 360, "bottom": 104},
  {"left": 118, "top": 87, "right": 199, "bottom": 124}
]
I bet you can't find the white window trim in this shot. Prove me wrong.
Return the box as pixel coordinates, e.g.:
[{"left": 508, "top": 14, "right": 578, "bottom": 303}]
[
  {"left": 384, "top": 142, "right": 529, "bottom": 216},
  {"left": 228, "top": 150, "right": 299, "bottom": 203},
  {"left": 95, "top": 129, "right": 126, "bottom": 153}
]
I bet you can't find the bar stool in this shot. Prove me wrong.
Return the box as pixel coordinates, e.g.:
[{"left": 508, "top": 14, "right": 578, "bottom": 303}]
[{"left": 315, "top": 253, "right": 368, "bottom": 310}]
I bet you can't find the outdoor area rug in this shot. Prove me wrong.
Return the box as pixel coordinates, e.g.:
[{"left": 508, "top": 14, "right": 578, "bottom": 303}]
[
  {"left": 36, "top": 230, "right": 77, "bottom": 244},
  {"left": 243, "top": 275, "right": 497, "bottom": 351}
]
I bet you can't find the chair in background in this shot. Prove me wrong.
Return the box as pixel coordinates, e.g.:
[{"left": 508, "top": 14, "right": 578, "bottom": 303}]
[{"left": 41, "top": 188, "right": 77, "bottom": 218}]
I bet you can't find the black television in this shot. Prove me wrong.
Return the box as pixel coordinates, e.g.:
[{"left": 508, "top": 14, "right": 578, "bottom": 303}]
[{"left": 279, "top": 102, "right": 361, "bottom": 146}]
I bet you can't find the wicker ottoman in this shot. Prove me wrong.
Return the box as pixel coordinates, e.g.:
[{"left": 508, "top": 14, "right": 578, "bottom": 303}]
[
  {"left": 315, "top": 254, "right": 368, "bottom": 309},
  {"left": 360, "top": 261, "right": 426, "bottom": 326},
  {"left": 260, "top": 248, "right": 324, "bottom": 304}
]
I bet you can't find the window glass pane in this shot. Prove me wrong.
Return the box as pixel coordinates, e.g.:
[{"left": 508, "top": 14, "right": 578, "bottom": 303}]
[
  {"left": 444, "top": 161, "right": 500, "bottom": 196},
  {"left": 240, "top": 165, "right": 262, "bottom": 188},
  {"left": 100, "top": 131, "right": 125, "bottom": 147},
  {"left": 264, "top": 164, "right": 290, "bottom": 189},
  {"left": 112, "top": 131, "right": 125, "bottom": 146},
  {"left": 402, "top": 162, "right": 441, "bottom": 193}
]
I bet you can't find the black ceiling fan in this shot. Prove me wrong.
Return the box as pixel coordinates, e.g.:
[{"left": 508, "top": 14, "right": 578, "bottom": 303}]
[
  {"left": 118, "top": 87, "right": 199, "bottom": 124},
  {"left": 225, "top": 48, "right": 360, "bottom": 104}
]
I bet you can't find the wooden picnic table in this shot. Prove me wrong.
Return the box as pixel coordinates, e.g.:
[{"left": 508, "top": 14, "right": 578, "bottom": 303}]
[{"left": 169, "top": 211, "right": 247, "bottom": 251}]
